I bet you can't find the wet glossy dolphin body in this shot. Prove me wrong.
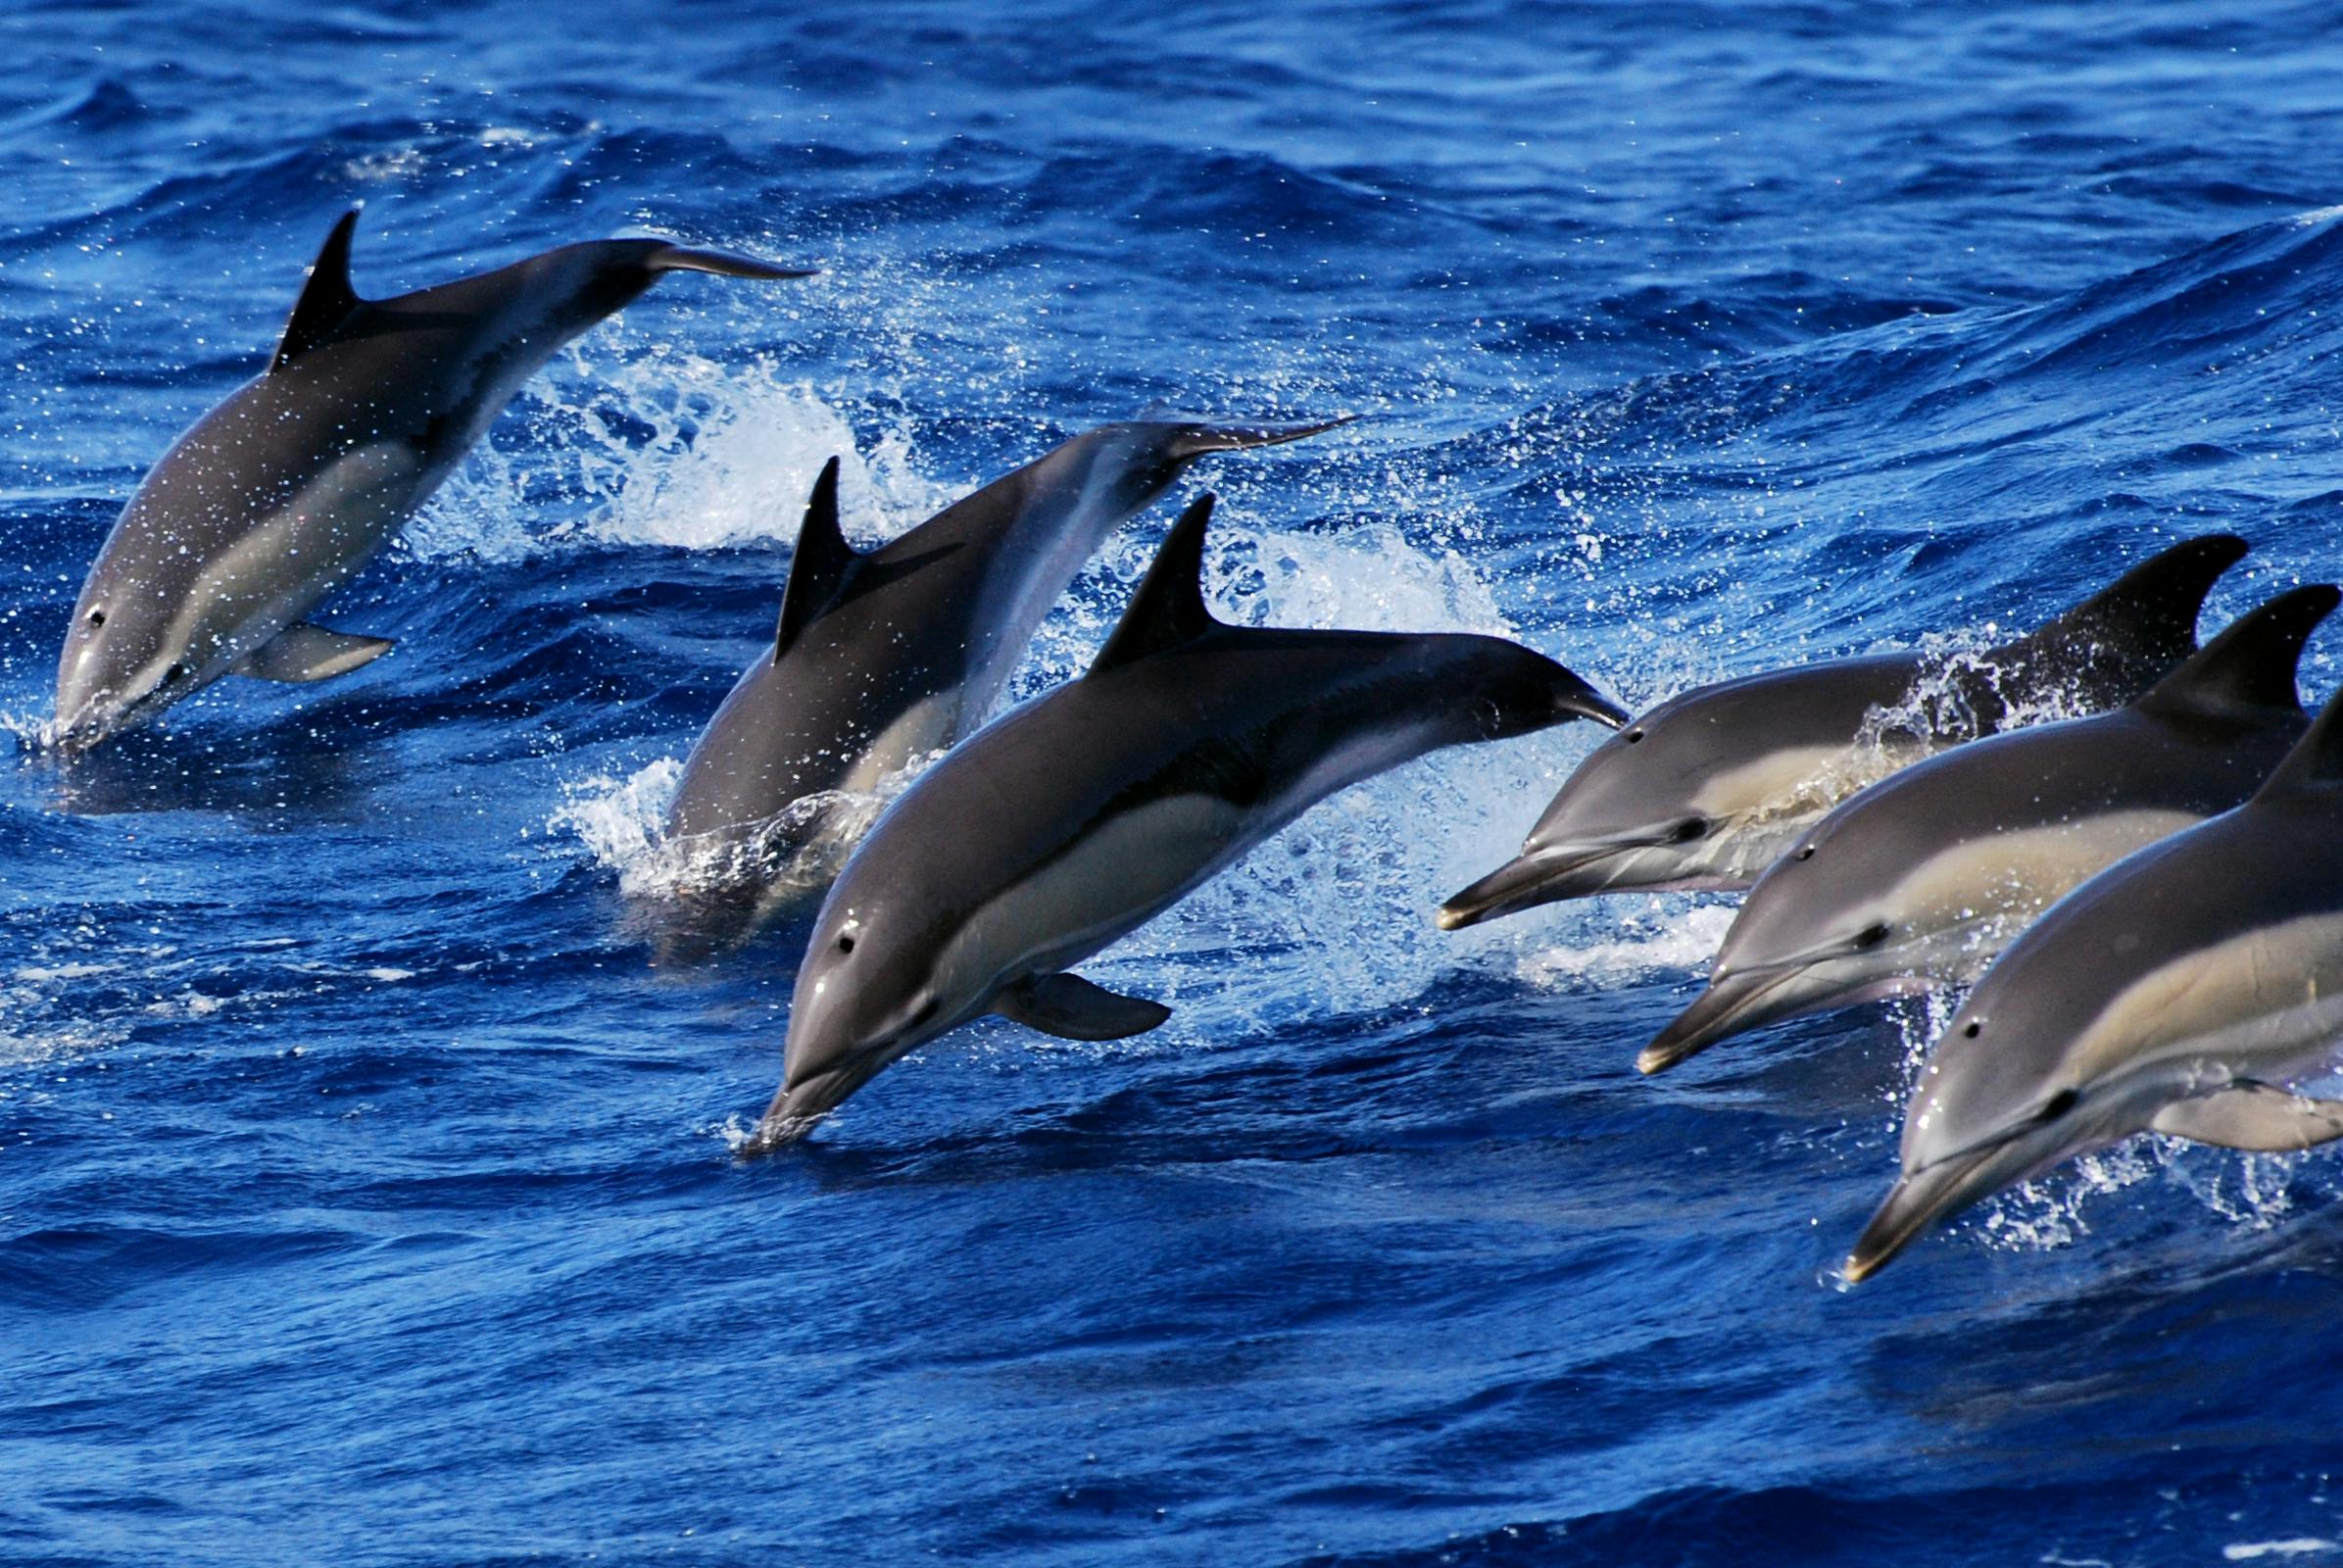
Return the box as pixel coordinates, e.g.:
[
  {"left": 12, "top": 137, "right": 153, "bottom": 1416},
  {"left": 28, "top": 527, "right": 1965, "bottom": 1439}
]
[
  {"left": 1438, "top": 535, "right": 2249, "bottom": 929},
  {"left": 54, "top": 210, "right": 808, "bottom": 749},
  {"left": 1846, "top": 685, "right": 2343, "bottom": 1283},
  {"left": 660, "top": 416, "right": 1344, "bottom": 926},
  {"left": 1640, "top": 584, "right": 2337, "bottom": 1073},
  {"left": 744, "top": 492, "right": 1625, "bottom": 1150}
]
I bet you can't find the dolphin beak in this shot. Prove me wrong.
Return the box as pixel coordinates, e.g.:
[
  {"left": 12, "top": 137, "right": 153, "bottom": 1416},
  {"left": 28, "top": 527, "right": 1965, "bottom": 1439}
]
[
  {"left": 49, "top": 692, "right": 126, "bottom": 755},
  {"left": 1638, "top": 963, "right": 1811, "bottom": 1074},
  {"left": 1437, "top": 841, "right": 1642, "bottom": 929},
  {"left": 1559, "top": 683, "right": 1630, "bottom": 729},
  {"left": 736, "top": 1062, "right": 867, "bottom": 1157},
  {"left": 1161, "top": 414, "right": 1357, "bottom": 458},
  {"left": 1842, "top": 1145, "right": 2002, "bottom": 1283}
]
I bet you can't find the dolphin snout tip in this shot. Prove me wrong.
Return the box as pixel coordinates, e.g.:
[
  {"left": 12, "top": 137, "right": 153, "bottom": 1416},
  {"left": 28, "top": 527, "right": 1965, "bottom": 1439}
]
[
  {"left": 1435, "top": 865, "right": 1538, "bottom": 931},
  {"left": 1570, "top": 690, "right": 1631, "bottom": 729},
  {"left": 738, "top": 1058, "right": 872, "bottom": 1154},
  {"left": 735, "top": 1111, "right": 816, "bottom": 1159},
  {"left": 1440, "top": 845, "right": 1626, "bottom": 930},
  {"left": 1838, "top": 1250, "right": 1886, "bottom": 1286},
  {"left": 44, "top": 704, "right": 113, "bottom": 757}
]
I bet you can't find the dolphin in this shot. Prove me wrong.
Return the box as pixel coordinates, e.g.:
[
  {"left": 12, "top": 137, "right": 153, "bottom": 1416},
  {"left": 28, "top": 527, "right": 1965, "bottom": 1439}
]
[
  {"left": 1639, "top": 583, "right": 2338, "bottom": 1074},
  {"left": 1844, "top": 683, "right": 2343, "bottom": 1283},
  {"left": 1437, "top": 534, "right": 2250, "bottom": 929},
  {"left": 52, "top": 209, "right": 809, "bottom": 750},
  {"left": 659, "top": 415, "right": 1346, "bottom": 924},
  {"left": 741, "top": 492, "right": 1626, "bottom": 1150}
]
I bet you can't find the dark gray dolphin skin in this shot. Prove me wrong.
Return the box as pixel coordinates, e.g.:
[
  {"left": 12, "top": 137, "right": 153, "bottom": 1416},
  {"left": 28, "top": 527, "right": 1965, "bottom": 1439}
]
[
  {"left": 52, "top": 209, "right": 809, "bottom": 750},
  {"left": 1640, "top": 583, "right": 2338, "bottom": 1074},
  {"left": 1437, "top": 534, "right": 2250, "bottom": 929},
  {"left": 741, "top": 492, "right": 1626, "bottom": 1151},
  {"left": 660, "top": 415, "right": 1347, "bottom": 914},
  {"left": 1845, "top": 683, "right": 2343, "bottom": 1283}
]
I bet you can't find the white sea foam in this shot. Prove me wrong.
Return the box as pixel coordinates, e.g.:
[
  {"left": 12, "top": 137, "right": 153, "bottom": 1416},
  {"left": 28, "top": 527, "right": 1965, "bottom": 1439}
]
[
  {"left": 404, "top": 350, "right": 955, "bottom": 563},
  {"left": 1514, "top": 904, "right": 1738, "bottom": 990},
  {"left": 2225, "top": 1542, "right": 2342, "bottom": 1561}
]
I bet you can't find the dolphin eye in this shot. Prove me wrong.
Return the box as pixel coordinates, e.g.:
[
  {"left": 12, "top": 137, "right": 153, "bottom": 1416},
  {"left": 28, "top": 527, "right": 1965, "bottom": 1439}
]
[
  {"left": 1963, "top": 1021, "right": 1981, "bottom": 1038},
  {"left": 85, "top": 610, "right": 104, "bottom": 626},
  {"left": 1624, "top": 728, "right": 1645, "bottom": 745},
  {"left": 836, "top": 934, "right": 855, "bottom": 955},
  {"left": 1671, "top": 817, "right": 1707, "bottom": 843},
  {"left": 2041, "top": 1088, "right": 2079, "bottom": 1121},
  {"left": 1794, "top": 846, "right": 1815, "bottom": 861},
  {"left": 163, "top": 662, "right": 185, "bottom": 684},
  {"left": 1853, "top": 921, "right": 1890, "bottom": 951}
]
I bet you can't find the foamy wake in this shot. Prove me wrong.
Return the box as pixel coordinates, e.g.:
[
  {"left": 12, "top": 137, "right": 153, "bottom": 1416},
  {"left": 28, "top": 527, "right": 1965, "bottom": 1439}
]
[
  {"left": 551, "top": 745, "right": 954, "bottom": 912},
  {"left": 1514, "top": 904, "right": 1738, "bottom": 990},
  {"left": 405, "top": 345, "right": 957, "bottom": 563}
]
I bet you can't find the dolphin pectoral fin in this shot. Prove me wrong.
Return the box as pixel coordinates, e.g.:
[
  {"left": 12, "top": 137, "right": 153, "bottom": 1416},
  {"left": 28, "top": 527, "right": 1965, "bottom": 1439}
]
[
  {"left": 994, "top": 973, "right": 1172, "bottom": 1042},
  {"left": 644, "top": 244, "right": 817, "bottom": 281},
  {"left": 232, "top": 623, "right": 394, "bottom": 683},
  {"left": 2151, "top": 1083, "right": 2343, "bottom": 1152}
]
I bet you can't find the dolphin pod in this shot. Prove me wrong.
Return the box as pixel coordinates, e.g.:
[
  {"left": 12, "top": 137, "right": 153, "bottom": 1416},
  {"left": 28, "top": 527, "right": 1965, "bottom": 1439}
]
[
  {"left": 659, "top": 415, "right": 1345, "bottom": 936},
  {"left": 1436, "top": 534, "right": 2248, "bottom": 930},
  {"left": 52, "top": 210, "right": 809, "bottom": 750},
  {"left": 1638, "top": 583, "right": 2339, "bottom": 1074},
  {"left": 47, "top": 205, "right": 2343, "bottom": 1293},
  {"left": 744, "top": 492, "right": 1625, "bottom": 1151},
  {"left": 1846, "top": 684, "right": 2343, "bottom": 1282}
]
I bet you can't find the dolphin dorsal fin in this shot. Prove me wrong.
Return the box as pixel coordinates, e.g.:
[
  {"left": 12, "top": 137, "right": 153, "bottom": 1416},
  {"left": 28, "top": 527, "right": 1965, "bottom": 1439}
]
[
  {"left": 775, "top": 457, "right": 857, "bottom": 659},
  {"left": 2016, "top": 532, "right": 2248, "bottom": 664},
  {"left": 271, "top": 209, "right": 366, "bottom": 371},
  {"left": 2137, "top": 583, "right": 2338, "bottom": 719},
  {"left": 2253, "top": 684, "right": 2343, "bottom": 801},
  {"left": 1089, "top": 492, "right": 1223, "bottom": 676}
]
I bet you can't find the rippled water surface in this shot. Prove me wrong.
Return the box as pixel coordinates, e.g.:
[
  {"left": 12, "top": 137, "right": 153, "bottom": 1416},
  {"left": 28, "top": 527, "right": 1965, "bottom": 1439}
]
[{"left": 9, "top": 3, "right": 2343, "bottom": 1563}]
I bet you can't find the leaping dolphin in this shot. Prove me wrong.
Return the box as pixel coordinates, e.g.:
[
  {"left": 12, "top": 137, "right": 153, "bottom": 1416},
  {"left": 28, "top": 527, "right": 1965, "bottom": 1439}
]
[
  {"left": 1640, "top": 583, "right": 2337, "bottom": 1073},
  {"left": 659, "top": 415, "right": 1346, "bottom": 932},
  {"left": 1437, "top": 534, "right": 2248, "bottom": 929},
  {"left": 53, "top": 209, "right": 810, "bottom": 750},
  {"left": 1844, "top": 683, "right": 2343, "bottom": 1283},
  {"left": 742, "top": 492, "right": 1626, "bottom": 1151}
]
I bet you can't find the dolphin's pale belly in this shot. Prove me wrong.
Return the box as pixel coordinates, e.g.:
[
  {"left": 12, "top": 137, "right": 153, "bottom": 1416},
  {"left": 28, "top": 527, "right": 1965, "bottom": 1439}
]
[
  {"left": 1697, "top": 739, "right": 1928, "bottom": 880},
  {"left": 1890, "top": 809, "right": 2208, "bottom": 955},
  {"left": 2070, "top": 911, "right": 2343, "bottom": 1091},
  {"left": 837, "top": 693, "right": 959, "bottom": 795},
  {"left": 177, "top": 441, "right": 426, "bottom": 678},
  {"left": 952, "top": 793, "right": 1250, "bottom": 1006}
]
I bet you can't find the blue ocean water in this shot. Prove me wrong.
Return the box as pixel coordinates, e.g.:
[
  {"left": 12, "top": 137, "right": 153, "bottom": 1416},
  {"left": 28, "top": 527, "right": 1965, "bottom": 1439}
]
[{"left": 8, "top": 1, "right": 2343, "bottom": 1561}]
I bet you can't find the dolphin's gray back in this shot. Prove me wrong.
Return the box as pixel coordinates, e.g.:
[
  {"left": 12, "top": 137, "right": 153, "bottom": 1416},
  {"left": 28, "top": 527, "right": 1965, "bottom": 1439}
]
[
  {"left": 1796, "top": 705, "right": 2299, "bottom": 880},
  {"left": 831, "top": 629, "right": 1531, "bottom": 971},
  {"left": 662, "top": 558, "right": 978, "bottom": 842},
  {"left": 1531, "top": 652, "right": 1921, "bottom": 839},
  {"left": 664, "top": 424, "right": 1196, "bottom": 843},
  {"left": 87, "top": 242, "right": 662, "bottom": 592}
]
